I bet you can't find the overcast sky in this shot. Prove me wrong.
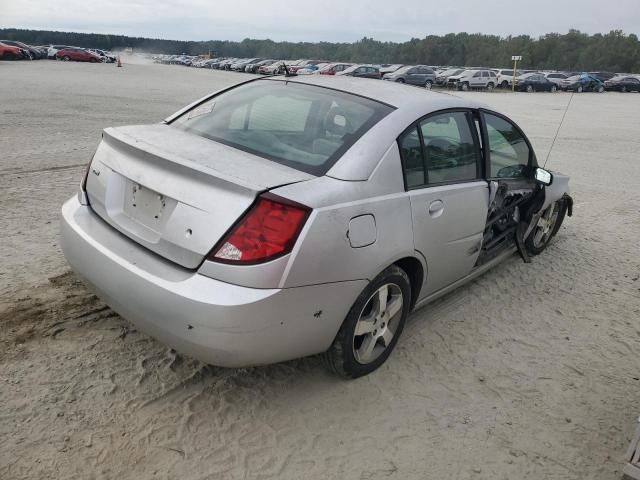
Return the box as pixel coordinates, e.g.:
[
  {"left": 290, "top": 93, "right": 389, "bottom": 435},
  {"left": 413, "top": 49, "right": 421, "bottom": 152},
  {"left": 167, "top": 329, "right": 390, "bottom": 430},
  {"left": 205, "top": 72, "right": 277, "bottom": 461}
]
[{"left": 3, "top": 0, "right": 639, "bottom": 43}]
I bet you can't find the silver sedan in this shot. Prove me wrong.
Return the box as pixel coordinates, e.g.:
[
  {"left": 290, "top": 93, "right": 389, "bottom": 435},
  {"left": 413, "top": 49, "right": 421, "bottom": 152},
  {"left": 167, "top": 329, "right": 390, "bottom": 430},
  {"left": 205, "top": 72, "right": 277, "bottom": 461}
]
[{"left": 61, "top": 75, "right": 572, "bottom": 378}]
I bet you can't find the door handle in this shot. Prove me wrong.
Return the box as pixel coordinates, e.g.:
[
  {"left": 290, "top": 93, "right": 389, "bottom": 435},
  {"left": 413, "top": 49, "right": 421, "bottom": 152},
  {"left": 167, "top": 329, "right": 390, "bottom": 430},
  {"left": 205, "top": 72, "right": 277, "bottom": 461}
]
[{"left": 428, "top": 200, "right": 444, "bottom": 217}]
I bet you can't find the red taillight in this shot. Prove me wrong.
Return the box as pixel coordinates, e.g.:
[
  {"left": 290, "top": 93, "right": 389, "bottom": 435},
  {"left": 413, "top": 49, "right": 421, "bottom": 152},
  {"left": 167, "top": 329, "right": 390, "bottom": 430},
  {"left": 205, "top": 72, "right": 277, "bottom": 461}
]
[{"left": 208, "top": 194, "right": 311, "bottom": 265}]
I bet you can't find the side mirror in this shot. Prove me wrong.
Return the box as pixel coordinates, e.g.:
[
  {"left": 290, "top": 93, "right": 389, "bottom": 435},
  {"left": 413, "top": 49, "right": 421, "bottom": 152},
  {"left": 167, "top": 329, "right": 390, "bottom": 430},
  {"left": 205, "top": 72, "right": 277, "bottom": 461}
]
[{"left": 534, "top": 167, "right": 553, "bottom": 186}]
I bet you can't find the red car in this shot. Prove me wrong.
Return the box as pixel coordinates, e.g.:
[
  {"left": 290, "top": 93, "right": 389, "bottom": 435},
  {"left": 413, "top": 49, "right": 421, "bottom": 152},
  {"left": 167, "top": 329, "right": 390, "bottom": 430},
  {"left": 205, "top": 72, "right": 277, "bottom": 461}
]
[
  {"left": 318, "top": 63, "right": 353, "bottom": 75},
  {"left": 0, "top": 42, "right": 25, "bottom": 60},
  {"left": 56, "top": 48, "right": 102, "bottom": 62}
]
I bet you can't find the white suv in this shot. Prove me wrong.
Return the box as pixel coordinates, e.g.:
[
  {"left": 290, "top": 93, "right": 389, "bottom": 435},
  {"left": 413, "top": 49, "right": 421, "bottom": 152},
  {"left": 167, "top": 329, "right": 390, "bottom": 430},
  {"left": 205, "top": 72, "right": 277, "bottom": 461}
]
[
  {"left": 447, "top": 69, "right": 498, "bottom": 91},
  {"left": 496, "top": 69, "right": 522, "bottom": 88}
]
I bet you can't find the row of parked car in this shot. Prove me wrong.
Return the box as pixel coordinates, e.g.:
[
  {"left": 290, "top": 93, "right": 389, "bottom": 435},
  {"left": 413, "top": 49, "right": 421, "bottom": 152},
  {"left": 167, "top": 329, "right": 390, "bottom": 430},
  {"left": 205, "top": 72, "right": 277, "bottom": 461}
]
[
  {"left": 5, "top": 43, "right": 639, "bottom": 94},
  {"left": 154, "top": 55, "right": 640, "bottom": 94},
  {"left": 0, "top": 40, "right": 116, "bottom": 63},
  {"left": 437, "top": 68, "right": 640, "bottom": 93}
]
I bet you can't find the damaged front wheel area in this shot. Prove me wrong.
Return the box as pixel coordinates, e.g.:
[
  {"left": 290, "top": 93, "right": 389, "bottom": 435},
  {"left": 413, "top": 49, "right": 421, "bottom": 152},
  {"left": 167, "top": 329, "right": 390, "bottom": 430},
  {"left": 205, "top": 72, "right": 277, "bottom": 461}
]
[{"left": 524, "top": 197, "right": 569, "bottom": 256}]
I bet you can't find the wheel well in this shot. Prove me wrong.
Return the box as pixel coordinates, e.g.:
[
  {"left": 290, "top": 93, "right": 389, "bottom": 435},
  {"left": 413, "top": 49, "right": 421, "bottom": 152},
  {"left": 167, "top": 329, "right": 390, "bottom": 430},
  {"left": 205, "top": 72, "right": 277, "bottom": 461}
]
[{"left": 394, "top": 257, "right": 424, "bottom": 310}]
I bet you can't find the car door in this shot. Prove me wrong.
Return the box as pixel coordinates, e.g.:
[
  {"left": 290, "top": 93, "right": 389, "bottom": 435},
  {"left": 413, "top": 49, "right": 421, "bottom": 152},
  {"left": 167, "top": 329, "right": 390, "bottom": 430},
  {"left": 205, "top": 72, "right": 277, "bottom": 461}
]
[
  {"left": 399, "top": 110, "right": 488, "bottom": 297},
  {"left": 481, "top": 71, "right": 490, "bottom": 87},
  {"left": 411, "top": 67, "right": 426, "bottom": 85},
  {"left": 470, "top": 71, "right": 483, "bottom": 88},
  {"left": 402, "top": 67, "right": 416, "bottom": 84},
  {"left": 353, "top": 67, "right": 366, "bottom": 77}
]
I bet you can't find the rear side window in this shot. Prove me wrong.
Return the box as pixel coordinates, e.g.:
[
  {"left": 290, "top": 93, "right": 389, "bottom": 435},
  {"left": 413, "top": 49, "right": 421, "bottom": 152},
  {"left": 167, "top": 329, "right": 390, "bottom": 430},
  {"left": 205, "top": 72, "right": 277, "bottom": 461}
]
[
  {"left": 172, "top": 80, "right": 393, "bottom": 176},
  {"left": 398, "top": 111, "right": 480, "bottom": 188},
  {"left": 420, "top": 112, "right": 479, "bottom": 184},
  {"left": 483, "top": 113, "right": 531, "bottom": 178}
]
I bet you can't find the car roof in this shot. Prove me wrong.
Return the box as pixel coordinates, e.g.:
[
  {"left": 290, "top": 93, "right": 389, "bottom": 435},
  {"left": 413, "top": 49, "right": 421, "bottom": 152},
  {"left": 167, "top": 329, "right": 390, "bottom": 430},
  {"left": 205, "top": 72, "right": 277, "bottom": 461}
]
[{"left": 268, "top": 75, "right": 485, "bottom": 111}]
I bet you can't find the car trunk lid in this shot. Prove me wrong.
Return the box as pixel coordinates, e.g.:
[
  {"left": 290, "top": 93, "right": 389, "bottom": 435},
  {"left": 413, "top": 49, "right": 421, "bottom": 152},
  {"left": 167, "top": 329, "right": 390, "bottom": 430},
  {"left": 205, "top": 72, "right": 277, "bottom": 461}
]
[{"left": 85, "top": 124, "right": 314, "bottom": 269}]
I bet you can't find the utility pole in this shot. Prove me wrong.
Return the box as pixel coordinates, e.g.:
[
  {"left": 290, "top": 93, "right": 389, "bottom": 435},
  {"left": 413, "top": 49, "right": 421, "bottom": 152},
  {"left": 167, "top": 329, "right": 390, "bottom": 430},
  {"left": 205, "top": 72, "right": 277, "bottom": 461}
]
[{"left": 511, "top": 55, "right": 522, "bottom": 92}]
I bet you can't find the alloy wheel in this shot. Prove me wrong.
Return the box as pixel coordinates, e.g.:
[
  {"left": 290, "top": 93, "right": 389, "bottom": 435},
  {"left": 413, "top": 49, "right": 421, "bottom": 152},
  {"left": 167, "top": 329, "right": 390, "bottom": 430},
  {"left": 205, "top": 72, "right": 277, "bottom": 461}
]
[
  {"left": 352, "top": 283, "right": 404, "bottom": 364},
  {"left": 532, "top": 203, "right": 560, "bottom": 249}
]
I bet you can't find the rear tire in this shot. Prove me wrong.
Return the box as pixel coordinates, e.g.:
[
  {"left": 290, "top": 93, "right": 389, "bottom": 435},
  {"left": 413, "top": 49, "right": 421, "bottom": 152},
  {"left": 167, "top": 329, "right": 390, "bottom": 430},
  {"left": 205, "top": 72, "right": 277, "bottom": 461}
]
[
  {"left": 525, "top": 199, "right": 568, "bottom": 256},
  {"left": 487, "top": 82, "right": 495, "bottom": 91},
  {"left": 425, "top": 80, "right": 433, "bottom": 89},
  {"left": 621, "top": 86, "right": 627, "bottom": 93},
  {"left": 324, "top": 265, "right": 411, "bottom": 379},
  {"left": 597, "top": 85, "right": 604, "bottom": 93}
]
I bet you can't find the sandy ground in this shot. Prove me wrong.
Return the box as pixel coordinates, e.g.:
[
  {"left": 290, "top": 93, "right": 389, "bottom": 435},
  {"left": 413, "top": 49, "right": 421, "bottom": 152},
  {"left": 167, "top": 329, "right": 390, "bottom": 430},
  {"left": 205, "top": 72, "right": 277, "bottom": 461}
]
[{"left": 1, "top": 60, "right": 639, "bottom": 480}]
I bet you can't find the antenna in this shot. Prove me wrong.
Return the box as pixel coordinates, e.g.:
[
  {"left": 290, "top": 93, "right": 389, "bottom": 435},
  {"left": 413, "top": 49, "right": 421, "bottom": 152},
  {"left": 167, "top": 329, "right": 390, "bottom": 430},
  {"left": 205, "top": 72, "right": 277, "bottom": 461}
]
[
  {"left": 544, "top": 92, "right": 574, "bottom": 168},
  {"left": 282, "top": 62, "right": 296, "bottom": 77}
]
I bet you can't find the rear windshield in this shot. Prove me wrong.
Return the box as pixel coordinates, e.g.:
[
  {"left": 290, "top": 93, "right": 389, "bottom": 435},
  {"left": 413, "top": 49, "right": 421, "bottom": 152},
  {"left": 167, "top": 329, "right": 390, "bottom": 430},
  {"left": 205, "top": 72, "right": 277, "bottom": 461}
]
[{"left": 171, "top": 80, "right": 393, "bottom": 175}]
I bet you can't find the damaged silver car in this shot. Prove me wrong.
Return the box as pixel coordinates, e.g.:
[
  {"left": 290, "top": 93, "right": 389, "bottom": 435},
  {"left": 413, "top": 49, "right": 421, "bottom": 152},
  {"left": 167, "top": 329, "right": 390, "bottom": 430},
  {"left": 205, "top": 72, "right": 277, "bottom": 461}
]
[{"left": 61, "top": 75, "right": 573, "bottom": 378}]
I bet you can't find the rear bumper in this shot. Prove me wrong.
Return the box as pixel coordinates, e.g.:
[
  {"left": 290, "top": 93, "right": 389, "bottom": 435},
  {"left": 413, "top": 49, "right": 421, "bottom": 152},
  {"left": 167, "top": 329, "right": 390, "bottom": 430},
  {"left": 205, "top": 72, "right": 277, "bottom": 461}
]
[{"left": 60, "top": 196, "right": 365, "bottom": 367}]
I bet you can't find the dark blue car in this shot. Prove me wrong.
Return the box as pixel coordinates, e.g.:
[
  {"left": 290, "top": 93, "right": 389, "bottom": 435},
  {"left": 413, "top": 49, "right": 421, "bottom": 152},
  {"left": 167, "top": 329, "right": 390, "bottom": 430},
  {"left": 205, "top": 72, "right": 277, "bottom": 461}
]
[{"left": 560, "top": 74, "right": 605, "bottom": 93}]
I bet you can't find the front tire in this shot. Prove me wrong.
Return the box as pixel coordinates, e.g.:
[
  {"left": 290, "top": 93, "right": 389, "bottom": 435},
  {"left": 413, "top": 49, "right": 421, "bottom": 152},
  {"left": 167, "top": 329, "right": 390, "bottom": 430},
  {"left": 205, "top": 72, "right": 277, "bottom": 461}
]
[
  {"left": 396, "top": 78, "right": 405, "bottom": 84},
  {"left": 501, "top": 80, "right": 509, "bottom": 89},
  {"left": 576, "top": 85, "right": 583, "bottom": 93},
  {"left": 324, "top": 265, "right": 411, "bottom": 378},
  {"left": 62, "top": 55, "right": 70, "bottom": 62},
  {"left": 526, "top": 85, "right": 534, "bottom": 93},
  {"left": 525, "top": 199, "right": 568, "bottom": 256},
  {"left": 460, "top": 82, "right": 470, "bottom": 91},
  {"left": 551, "top": 85, "right": 558, "bottom": 92}
]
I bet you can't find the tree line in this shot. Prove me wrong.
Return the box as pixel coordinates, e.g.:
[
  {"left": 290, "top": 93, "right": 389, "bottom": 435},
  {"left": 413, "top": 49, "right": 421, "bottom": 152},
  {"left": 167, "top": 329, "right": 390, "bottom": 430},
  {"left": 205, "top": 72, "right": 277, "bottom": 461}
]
[{"left": 2, "top": 28, "right": 639, "bottom": 72}]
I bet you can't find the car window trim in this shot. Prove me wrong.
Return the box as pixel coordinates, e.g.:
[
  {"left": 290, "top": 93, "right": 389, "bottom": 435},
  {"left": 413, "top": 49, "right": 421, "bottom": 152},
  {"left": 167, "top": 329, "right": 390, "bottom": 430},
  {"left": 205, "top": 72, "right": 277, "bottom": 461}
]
[
  {"left": 478, "top": 108, "right": 538, "bottom": 180},
  {"left": 396, "top": 108, "right": 484, "bottom": 192}
]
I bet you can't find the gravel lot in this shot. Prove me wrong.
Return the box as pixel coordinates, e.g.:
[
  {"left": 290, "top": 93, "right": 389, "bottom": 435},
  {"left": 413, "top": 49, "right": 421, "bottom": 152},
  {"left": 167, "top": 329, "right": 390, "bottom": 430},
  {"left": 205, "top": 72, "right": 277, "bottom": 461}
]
[{"left": 1, "top": 60, "right": 639, "bottom": 480}]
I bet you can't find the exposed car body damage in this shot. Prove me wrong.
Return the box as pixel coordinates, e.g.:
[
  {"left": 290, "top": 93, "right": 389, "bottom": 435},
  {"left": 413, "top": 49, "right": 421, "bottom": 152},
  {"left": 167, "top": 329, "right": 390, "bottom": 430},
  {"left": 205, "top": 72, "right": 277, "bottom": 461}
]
[{"left": 477, "top": 176, "right": 573, "bottom": 266}]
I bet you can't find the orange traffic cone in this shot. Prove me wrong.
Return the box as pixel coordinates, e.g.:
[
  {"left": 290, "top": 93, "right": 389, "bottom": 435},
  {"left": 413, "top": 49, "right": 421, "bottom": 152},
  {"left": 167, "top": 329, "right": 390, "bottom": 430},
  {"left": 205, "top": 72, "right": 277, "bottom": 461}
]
[{"left": 117, "top": 56, "right": 122, "bottom": 67}]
